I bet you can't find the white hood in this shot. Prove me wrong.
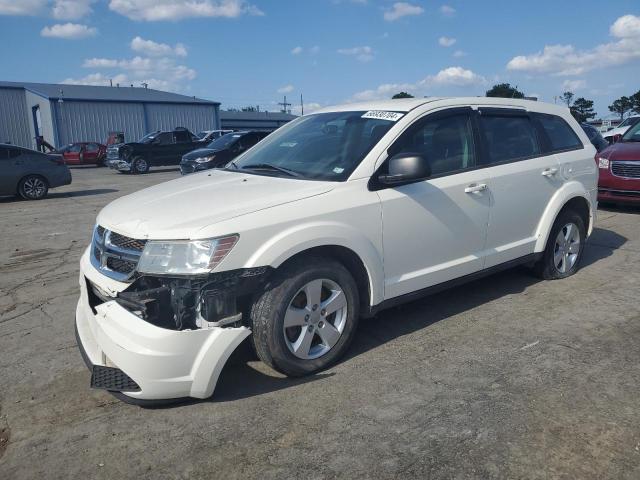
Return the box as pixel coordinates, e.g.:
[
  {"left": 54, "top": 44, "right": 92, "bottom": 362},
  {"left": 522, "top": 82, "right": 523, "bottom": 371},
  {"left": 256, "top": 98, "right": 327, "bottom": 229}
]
[
  {"left": 603, "top": 125, "right": 630, "bottom": 138},
  {"left": 97, "top": 170, "right": 334, "bottom": 239}
]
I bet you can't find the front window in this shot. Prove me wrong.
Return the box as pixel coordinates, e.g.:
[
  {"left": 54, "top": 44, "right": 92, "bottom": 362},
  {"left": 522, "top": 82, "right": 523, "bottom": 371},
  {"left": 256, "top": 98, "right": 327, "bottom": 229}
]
[
  {"left": 622, "top": 122, "right": 640, "bottom": 142},
  {"left": 207, "top": 132, "right": 243, "bottom": 150},
  {"left": 228, "top": 111, "right": 398, "bottom": 181},
  {"left": 617, "top": 117, "right": 638, "bottom": 129},
  {"left": 138, "top": 132, "right": 157, "bottom": 143}
]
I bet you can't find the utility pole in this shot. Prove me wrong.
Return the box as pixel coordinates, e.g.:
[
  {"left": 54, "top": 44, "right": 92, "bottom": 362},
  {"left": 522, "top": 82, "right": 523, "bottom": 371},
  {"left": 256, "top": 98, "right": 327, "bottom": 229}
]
[
  {"left": 278, "top": 95, "right": 292, "bottom": 114},
  {"left": 300, "top": 93, "right": 304, "bottom": 115}
]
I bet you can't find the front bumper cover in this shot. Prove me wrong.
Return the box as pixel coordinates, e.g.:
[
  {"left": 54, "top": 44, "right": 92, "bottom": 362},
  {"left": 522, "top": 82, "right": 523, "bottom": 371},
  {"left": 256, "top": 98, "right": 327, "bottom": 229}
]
[{"left": 75, "top": 249, "right": 254, "bottom": 403}]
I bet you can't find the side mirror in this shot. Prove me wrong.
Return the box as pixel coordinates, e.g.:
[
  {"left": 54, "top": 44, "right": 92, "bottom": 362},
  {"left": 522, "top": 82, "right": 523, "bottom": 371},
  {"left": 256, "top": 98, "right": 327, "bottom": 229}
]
[{"left": 378, "top": 152, "right": 431, "bottom": 186}]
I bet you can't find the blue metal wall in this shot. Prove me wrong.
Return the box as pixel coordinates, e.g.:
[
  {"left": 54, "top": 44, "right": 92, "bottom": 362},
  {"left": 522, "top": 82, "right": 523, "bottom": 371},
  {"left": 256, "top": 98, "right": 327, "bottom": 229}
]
[
  {"left": 0, "top": 88, "right": 31, "bottom": 148},
  {"left": 145, "top": 103, "right": 219, "bottom": 133}
]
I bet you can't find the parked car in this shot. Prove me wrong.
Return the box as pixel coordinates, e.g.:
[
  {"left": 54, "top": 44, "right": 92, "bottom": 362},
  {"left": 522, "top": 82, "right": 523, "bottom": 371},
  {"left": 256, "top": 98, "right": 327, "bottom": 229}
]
[
  {"left": 603, "top": 116, "right": 640, "bottom": 144},
  {"left": 596, "top": 120, "right": 640, "bottom": 205},
  {"left": 108, "top": 128, "right": 201, "bottom": 173},
  {"left": 196, "top": 129, "right": 234, "bottom": 143},
  {"left": 0, "top": 144, "right": 71, "bottom": 200},
  {"left": 580, "top": 123, "right": 608, "bottom": 152},
  {"left": 76, "top": 98, "right": 597, "bottom": 404},
  {"left": 57, "top": 142, "right": 107, "bottom": 166},
  {"left": 180, "top": 130, "right": 270, "bottom": 175}
]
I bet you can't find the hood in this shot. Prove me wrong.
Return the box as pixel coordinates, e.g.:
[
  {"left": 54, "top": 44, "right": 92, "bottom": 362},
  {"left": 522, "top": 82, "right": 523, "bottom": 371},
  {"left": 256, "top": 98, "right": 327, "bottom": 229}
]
[
  {"left": 182, "top": 147, "right": 222, "bottom": 161},
  {"left": 604, "top": 125, "right": 630, "bottom": 138},
  {"left": 97, "top": 169, "right": 334, "bottom": 239},
  {"left": 600, "top": 141, "right": 640, "bottom": 161}
]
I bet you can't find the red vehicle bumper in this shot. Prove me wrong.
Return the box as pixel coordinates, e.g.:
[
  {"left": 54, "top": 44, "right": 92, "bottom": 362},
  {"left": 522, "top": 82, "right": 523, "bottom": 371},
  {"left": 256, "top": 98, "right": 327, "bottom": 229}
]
[{"left": 598, "top": 162, "right": 640, "bottom": 204}]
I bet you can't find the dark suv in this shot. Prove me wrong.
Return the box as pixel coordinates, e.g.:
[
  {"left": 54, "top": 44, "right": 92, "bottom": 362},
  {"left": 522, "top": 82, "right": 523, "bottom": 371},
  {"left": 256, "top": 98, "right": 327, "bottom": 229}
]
[
  {"left": 180, "top": 131, "right": 270, "bottom": 175},
  {"left": 109, "top": 128, "right": 202, "bottom": 173}
]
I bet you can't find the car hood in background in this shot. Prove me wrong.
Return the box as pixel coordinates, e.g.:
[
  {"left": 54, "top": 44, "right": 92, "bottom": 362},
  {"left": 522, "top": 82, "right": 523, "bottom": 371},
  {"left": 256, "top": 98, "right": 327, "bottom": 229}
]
[
  {"left": 600, "top": 141, "right": 640, "bottom": 161},
  {"left": 97, "top": 170, "right": 335, "bottom": 239},
  {"left": 603, "top": 126, "right": 630, "bottom": 138},
  {"left": 182, "top": 148, "right": 223, "bottom": 161}
]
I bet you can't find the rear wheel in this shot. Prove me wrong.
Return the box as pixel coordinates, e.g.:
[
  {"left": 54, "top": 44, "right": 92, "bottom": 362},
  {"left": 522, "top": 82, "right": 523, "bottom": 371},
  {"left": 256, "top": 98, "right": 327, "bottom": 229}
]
[
  {"left": 18, "top": 175, "right": 49, "bottom": 200},
  {"left": 132, "top": 156, "right": 150, "bottom": 174},
  {"left": 533, "top": 210, "right": 586, "bottom": 280},
  {"left": 250, "top": 257, "right": 360, "bottom": 376}
]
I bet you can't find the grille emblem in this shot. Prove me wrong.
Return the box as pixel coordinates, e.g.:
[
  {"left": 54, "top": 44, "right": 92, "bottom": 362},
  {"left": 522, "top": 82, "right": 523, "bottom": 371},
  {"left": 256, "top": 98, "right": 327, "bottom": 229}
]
[{"left": 90, "top": 226, "right": 145, "bottom": 282}]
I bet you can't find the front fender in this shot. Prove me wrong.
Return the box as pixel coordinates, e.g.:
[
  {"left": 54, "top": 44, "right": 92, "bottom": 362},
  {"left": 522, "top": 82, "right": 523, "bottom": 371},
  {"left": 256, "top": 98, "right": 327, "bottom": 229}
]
[
  {"left": 244, "top": 221, "right": 385, "bottom": 306},
  {"left": 534, "top": 181, "right": 595, "bottom": 252}
]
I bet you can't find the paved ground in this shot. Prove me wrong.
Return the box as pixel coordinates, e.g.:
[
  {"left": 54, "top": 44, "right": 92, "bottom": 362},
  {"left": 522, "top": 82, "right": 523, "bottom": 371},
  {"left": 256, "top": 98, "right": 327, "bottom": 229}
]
[{"left": 0, "top": 166, "right": 639, "bottom": 479}]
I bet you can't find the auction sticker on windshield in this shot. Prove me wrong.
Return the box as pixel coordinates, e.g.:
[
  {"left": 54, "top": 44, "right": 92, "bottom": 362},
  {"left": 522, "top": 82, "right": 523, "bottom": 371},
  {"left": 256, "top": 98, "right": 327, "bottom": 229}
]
[{"left": 361, "top": 111, "right": 404, "bottom": 122}]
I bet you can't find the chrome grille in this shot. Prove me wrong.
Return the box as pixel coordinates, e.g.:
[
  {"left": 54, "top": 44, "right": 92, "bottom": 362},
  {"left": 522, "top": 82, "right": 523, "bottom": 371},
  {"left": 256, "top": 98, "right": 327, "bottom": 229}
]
[
  {"left": 106, "top": 146, "right": 121, "bottom": 161},
  {"left": 611, "top": 161, "right": 640, "bottom": 179},
  {"left": 90, "top": 226, "right": 144, "bottom": 282}
]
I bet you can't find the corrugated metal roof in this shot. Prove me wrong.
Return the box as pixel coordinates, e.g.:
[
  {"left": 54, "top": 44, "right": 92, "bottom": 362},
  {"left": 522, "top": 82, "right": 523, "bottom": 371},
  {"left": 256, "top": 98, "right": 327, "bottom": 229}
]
[{"left": 0, "top": 81, "right": 219, "bottom": 105}]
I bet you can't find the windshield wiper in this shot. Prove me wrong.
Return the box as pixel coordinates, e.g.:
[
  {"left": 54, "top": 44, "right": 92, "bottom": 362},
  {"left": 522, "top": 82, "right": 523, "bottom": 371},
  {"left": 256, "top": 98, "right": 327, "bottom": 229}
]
[{"left": 241, "top": 163, "right": 302, "bottom": 177}]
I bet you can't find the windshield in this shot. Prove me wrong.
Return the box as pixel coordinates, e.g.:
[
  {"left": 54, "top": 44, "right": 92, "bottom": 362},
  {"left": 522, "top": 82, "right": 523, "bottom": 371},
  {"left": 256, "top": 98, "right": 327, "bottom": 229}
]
[
  {"left": 617, "top": 117, "right": 638, "bottom": 128},
  {"left": 138, "top": 132, "right": 158, "bottom": 144},
  {"left": 229, "top": 111, "right": 398, "bottom": 181},
  {"left": 207, "top": 132, "right": 243, "bottom": 149},
  {"left": 621, "top": 122, "right": 640, "bottom": 142}
]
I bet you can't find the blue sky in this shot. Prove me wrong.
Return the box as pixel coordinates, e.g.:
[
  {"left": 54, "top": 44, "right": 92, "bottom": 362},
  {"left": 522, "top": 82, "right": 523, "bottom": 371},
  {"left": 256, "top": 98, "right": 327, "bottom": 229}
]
[{"left": 1, "top": 0, "right": 639, "bottom": 117}]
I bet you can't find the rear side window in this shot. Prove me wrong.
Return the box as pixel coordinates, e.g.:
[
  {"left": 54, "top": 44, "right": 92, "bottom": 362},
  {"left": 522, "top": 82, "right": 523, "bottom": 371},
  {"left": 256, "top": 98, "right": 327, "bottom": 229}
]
[
  {"left": 479, "top": 114, "right": 539, "bottom": 164},
  {"left": 86, "top": 143, "right": 100, "bottom": 152},
  {"left": 536, "top": 114, "right": 582, "bottom": 152}
]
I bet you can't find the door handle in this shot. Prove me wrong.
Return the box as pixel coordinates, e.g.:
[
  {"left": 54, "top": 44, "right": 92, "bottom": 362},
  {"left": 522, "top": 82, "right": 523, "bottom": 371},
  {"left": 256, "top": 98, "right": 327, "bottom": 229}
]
[
  {"left": 464, "top": 183, "right": 487, "bottom": 193},
  {"left": 541, "top": 167, "right": 558, "bottom": 177}
]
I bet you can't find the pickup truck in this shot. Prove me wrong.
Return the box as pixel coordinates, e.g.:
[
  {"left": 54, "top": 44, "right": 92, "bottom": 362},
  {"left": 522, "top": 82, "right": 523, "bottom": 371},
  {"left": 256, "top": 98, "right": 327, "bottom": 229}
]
[{"left": 108, "top": 128, "right": 202, "bottom": 173}]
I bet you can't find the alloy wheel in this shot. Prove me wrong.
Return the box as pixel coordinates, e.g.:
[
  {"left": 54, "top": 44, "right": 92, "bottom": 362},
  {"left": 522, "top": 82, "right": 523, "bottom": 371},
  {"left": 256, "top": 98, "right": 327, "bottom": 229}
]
[
  {"left": 23, "top": 177, "right": 47, "bottom": 199},
  {"left": 553, "top": 222, "right": 581, "bottom": 274},
  {"left": 283, "top": 278, "right": 348, "bottom": 360}
]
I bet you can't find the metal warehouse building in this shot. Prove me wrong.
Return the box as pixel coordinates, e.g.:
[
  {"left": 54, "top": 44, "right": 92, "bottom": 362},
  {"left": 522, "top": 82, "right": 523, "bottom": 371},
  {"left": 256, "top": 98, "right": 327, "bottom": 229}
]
[
  {"left": 220, "top": 110, "right": 297, "bottom": 131},
  {"left": 0, "top": 81, "right": 220, "bottom": 150}
]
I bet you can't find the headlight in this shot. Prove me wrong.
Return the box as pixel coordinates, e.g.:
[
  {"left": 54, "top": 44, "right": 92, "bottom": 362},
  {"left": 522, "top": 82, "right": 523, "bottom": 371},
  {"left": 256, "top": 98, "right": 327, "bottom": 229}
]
[
  {"left": 597, "top": 157, "right": 609, "bottom": 169},
  {"left": 137, "top": 235, "right": 239, "bottom": 275},
  {"left": 194, "top": 155, "right": 215, "bottom": 163}
]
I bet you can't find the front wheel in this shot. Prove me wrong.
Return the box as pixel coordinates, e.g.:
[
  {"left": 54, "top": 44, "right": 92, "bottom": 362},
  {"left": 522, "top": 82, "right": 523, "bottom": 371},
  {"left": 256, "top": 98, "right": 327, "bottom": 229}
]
[
  {"left": 250, "top": 257, "right": 360, "bottom": 376},
  {"left": 18, "top": 175, "right": 49, "bottom": 200},
  {"left": 131, "top": 156, "right": 150, "bottom": 174},
  {"left": 533, "top": 210, "right": 586, "bottom": 280}
]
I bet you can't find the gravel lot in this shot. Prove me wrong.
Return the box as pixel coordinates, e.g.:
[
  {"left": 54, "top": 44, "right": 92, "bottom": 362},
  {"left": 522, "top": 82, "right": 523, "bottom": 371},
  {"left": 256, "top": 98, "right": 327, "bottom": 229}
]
[{"left": 1, "top": 166, "right": 639, "bottom": 479}]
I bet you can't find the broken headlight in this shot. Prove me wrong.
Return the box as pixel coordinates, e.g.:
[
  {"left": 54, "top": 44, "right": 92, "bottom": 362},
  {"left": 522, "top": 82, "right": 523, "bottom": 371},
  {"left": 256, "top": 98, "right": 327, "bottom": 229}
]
[{"left": 137, "top": 235, "right": 239, "bottom": 275}]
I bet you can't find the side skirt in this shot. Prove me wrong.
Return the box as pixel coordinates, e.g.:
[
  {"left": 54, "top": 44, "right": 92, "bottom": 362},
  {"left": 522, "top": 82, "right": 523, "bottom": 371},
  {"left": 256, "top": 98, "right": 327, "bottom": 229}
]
[{"left": 366, "top": 253, "right": 542, "bottom": 317}]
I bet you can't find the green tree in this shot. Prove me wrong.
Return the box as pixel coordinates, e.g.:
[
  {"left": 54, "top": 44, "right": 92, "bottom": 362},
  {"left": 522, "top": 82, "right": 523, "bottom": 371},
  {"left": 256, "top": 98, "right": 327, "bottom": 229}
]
[
  {"left": 570, "top": 97, "right": 596, "bottom": 123},
  {"left": 630, "top": 90, "right": 640, "bottom": 115},
  {"left": 608, "top": 96, "right": 633, "bottom": 121},
  {"left": 485, "top": 83, "right": 525, "bottom": 98},
  {"left": 392, "top": 92, "right": 414, "bottom": 99},
  {"left": 560, "top": 91, "right": 574, "bottom": 107}
]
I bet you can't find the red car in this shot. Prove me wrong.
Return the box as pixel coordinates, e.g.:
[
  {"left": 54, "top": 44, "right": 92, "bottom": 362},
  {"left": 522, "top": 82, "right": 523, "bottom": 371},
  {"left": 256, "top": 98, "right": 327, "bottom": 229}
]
[
  {"left": 597, "top": 121, "right": 640, "bottom": 205},
  {"left": 57, "top": 142, "right": 106, "bottom": 166}
]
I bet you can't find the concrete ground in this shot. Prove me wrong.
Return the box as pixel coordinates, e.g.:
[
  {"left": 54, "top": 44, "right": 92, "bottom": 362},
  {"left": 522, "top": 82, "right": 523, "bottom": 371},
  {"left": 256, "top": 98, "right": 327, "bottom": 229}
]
[{"left": 0, "top": 166, "right": 639, "bottom": 479}]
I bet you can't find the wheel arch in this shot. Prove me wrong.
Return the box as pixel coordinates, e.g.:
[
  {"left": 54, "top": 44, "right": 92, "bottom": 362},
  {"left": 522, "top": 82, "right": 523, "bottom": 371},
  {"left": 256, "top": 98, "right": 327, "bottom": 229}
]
[{"left": 535, "top": 182, "right": 594, "bottom": 252}]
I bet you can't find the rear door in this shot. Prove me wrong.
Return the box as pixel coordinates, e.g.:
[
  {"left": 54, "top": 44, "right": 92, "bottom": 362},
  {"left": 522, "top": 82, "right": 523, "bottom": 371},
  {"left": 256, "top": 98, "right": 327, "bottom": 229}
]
[
  {"left": 477, "top": 108, "right": 562, "bottom": 268},
  {"left": 65, "top": 143, "right": 82, "bottom": 164},
  {"left": 83, "top": 143, "right": 101, "bottom": 164}
]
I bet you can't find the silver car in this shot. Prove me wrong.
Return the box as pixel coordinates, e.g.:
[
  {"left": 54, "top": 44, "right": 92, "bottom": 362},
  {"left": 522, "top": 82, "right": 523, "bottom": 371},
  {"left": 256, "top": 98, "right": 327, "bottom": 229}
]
[{"left": 0, "top": 144, "right": 72, "bottom": 200}]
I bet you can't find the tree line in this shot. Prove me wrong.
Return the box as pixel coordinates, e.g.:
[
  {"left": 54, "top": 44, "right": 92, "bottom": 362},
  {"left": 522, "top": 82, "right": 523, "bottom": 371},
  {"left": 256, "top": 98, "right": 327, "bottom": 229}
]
[{"left": 391, "top": 84, "right": 640, "bottom": 123}]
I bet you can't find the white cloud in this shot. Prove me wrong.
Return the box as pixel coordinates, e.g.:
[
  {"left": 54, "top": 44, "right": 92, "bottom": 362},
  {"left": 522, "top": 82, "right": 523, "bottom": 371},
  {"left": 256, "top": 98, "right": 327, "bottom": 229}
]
[
  {"left": 52, "top": 0, "right": 93, "bottom": 20},
  {"left": 292, "top": 102, "right": 322, "bottom": 115},
  {"left": 277, "top": 84, "right": 294, "bottom": 94},
  {"left": 131, "top": 36, "right": 187, "bottom": 57},
  {"left": 338, "top": 46, "right": 374, "bottom": 62},
  {"left": 507, "top": 14, "right": 640, "bottom": 76},
  {"left": 438, "top": 36, "right": 456, "bottom": 47},
  {"left": 383, "top": 2, "right": 424, "bottom": 21},
  {"left": 291, "top": 45, "right": 319, "bottom": 56},
  {"left": 83, "top": 58, "right": 119, "bottom": 68},
  {"left": 562, "top": 79, "right": 586, "bottom": 91},
  {"left": 453, "top": 50, "right": 466, "bottom": 58},
  {"left": 0, "top": 0, "right": 46, "bottom": 15},
  {"left": 351, "top": 66, "right": 486, "bottom": 101},
  {"left": 62, "top": 72, "right": 128, "bottom": 86},
  {"left": 291, "top": 46, "right": 303, "bottom": 55},
  {"left": 41, "top": 22, "right": 97, "bottom": 39},
  {"left": 108, "top": 0, "right": 264, "bottom": 21},
  {"left": 440, "top": 5, "right": 455, "bottom": 16}
]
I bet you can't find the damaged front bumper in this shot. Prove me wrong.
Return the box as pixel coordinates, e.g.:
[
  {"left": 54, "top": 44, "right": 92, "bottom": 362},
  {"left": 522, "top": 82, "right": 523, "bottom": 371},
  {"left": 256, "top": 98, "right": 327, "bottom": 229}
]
[{"left": 75, "top": 248, "right": 265, "bottom": 403}]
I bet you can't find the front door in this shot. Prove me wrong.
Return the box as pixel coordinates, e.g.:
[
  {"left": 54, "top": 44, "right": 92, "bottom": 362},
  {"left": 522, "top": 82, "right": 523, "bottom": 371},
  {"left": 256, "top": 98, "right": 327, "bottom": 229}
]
[{"left": 377, "top": 108, "right": 491, "bottom": 300}]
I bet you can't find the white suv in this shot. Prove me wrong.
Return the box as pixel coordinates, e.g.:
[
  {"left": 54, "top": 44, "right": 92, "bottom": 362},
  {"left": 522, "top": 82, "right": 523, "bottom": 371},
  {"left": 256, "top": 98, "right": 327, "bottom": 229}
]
[{"left": 76, "top": 97, "right": 597, "bottom": 403}]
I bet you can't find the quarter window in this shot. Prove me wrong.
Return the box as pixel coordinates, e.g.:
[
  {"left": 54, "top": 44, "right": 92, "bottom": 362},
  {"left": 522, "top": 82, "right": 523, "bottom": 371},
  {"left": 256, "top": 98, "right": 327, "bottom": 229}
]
[
  {"left": 391, "top": 113, "right": 476, "bottom": 176},
  {"left": 479, "top": 114, "right": 539, "bottom": 164},
  {"left": 535, "top": 114, "right": 583, "bottom": 152},
  {"left": 86, "top": 143, "right": 100, "bottom": 152}
]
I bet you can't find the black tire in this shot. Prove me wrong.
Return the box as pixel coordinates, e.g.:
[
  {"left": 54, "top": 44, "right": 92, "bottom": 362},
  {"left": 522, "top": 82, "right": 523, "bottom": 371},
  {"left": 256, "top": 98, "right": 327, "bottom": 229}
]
[
  {"left": 250, "top": 256, "right": 360, "bottom": 377},
  {"left": 18, "top": 175, "right": 49, "bottom": 200},
  {"left": 131, "top": 156, "right": 150, "bottom": 174},
  {"left": 533, "top": 209, "right": 586, "bottom": 280}
]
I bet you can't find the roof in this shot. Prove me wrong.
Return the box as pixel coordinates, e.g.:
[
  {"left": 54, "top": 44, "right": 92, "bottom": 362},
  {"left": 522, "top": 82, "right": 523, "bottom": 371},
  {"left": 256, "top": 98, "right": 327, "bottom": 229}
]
[
  {"left": 219, "top": 110, "right": 297, "bottom": 121},
  {"left": 313, "top": 97, "right": 564, "bottom": 115},
  {"left": 0, "top": 81, "right": 219, "bottom": 105}
]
